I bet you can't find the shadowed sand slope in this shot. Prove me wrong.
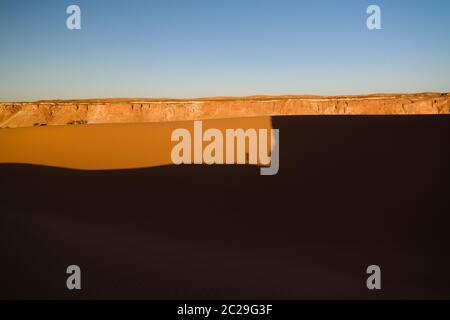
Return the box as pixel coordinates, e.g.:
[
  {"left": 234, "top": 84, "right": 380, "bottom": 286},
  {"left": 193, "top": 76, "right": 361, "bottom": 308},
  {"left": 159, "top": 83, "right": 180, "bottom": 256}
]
[
  {"left": 1, "top": 93, "right": 449, "bottom": 129},
  {"left": 1, "top": 116, "right": 449, "bottom": 299}
]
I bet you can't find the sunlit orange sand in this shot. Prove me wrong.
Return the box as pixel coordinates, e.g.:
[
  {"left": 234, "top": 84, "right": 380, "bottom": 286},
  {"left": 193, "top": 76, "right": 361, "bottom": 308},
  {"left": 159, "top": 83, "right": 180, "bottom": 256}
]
[
  {"left": 0, "top": 117, "right": 272, "bottom": 170},
  {"left": 1, "top": 93, "right": 448, "bottom": 170}
]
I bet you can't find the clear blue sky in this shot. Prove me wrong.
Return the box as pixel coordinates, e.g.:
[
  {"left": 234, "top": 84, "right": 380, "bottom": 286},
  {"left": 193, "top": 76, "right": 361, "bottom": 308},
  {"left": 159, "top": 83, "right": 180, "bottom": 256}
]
[{"left": 1, "top": 0, "right": 449, "bottom": 101}]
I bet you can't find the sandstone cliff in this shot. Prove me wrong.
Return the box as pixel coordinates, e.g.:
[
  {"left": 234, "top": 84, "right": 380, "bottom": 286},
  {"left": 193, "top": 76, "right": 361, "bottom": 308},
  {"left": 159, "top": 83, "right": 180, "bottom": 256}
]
[{"left": 1, "top": 93, "right": 449, "bottom": 129}]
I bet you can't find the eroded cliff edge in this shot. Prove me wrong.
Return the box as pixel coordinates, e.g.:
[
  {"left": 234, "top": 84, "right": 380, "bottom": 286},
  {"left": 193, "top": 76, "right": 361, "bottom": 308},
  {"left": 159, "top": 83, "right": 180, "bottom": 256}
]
[{"left": 1, "top": 93, "right": 449, "bottom": 129}]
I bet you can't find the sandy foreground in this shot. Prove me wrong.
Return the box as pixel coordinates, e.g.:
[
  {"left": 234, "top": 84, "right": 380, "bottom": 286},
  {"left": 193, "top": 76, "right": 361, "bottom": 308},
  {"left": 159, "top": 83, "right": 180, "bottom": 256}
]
[
  {"left": 2, "top": 115, "right": 450, "bottom": 299},
  {"left": 1, "top": 93, "right": 449, "bottom": 129},
  {"left": 1, "top": 94, "right": 450, "bottom": 298}
]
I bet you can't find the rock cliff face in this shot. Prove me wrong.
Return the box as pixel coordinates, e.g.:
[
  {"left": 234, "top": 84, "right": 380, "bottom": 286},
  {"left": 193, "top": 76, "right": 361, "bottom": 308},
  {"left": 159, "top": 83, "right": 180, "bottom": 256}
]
[{"left": 1, "top": 93, "right": 449, "bottom": 129}]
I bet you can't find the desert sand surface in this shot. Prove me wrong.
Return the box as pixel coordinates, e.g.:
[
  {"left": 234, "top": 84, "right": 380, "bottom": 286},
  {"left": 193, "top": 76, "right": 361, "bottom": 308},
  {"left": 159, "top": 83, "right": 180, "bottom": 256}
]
[
  {"left": 2, "top": 115, "right": 450, "bottom": 299},
  {"left": 1, "top": 92, "right": 449, "bottom": 170},
  {"left": 1, "top": 93, "right": 449, "bottom": 129},
  {"left": 0, "top": 117, "right": 272, "bottom": 170}
]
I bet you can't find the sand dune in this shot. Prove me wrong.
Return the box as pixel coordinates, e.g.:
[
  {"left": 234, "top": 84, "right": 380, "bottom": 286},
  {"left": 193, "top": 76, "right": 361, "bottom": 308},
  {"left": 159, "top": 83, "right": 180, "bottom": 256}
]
[
  {"left": 0, "top": 117, "right": 272, "bottom": 170},
  {"left": 2, "top": 115, "right": 450, "bottom": 299},
  {"left": 1, "top": 93, "right": 448, "bottom": 170}
]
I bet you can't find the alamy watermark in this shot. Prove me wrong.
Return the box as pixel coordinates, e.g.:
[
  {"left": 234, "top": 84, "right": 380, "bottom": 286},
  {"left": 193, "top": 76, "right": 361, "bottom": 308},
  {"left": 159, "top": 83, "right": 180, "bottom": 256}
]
[
  {"left": 367, "top": 5, "right": 382, "bottom": 30},
  {"left": 366, "top": 265, "right": 381, "bottom": 290},
  {"left": 65, "top": 5, "right": 382, "bottom": 31},
  {"left": 66, "top": 5, "right": 81, "bottom": 30},
  {"left": 170, "top": 121, "right": 280, "bottom": 176},
  {"left": 66, "top": 265, "right": 81, "bottom": 290}
]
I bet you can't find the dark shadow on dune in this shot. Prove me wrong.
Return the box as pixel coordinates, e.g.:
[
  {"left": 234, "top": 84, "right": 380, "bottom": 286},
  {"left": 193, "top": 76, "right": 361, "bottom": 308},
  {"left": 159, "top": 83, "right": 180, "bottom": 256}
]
[{"left": 1, "top": 115, "right": 450, "bottom": 299}]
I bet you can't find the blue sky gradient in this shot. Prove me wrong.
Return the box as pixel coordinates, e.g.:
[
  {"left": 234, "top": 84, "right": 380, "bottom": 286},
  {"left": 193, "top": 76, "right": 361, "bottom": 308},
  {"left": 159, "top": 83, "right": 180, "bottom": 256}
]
[{"left": 1, "top": 0, "right": 449, "bottom": 101}]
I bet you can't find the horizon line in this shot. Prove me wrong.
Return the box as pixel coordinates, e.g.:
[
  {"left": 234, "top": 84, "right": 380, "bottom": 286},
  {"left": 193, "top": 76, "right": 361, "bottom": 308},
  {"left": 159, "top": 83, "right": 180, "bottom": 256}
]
[{"left": 1, "top": 92, "right": 449, "bottom": 104}]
